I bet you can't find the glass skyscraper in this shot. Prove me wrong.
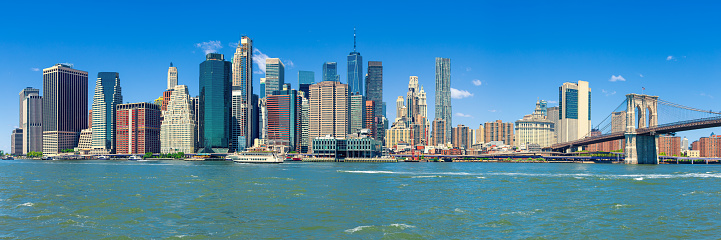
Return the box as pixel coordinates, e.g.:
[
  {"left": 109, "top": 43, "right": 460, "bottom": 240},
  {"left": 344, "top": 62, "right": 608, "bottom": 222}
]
[
  {"left": 199, "top": 53, "right": 232, "bottom": 153},
  {"left": 298, "top": 70, "right": 314, "bottom": 96},
  {"left": 264, "top": 58, "right": 285, "bottom": 98},
  {"left": 435, "top": 57, "right": 452, "bottom": 143},
  {"left": 91, "top": 72, "right": 123, "bottom": 153},
  {"left": 322, "top": 62, "right": 339, "bottom": 82},
  {"left": 347, "top": 28, "right": 363, "bottom": 95}
]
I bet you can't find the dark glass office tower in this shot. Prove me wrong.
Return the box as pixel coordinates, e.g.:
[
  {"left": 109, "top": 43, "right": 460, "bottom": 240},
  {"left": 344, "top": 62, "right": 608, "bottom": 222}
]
[
  {"left": 42, "top": 63, "right": 88, "bottom": 154},
  {"left": 298, "top": 70, "right": 314, "bottom": 97},
  {"left": 322, "top": 62, "right": 339, "bottom": 82},
  {"left": 199, "top": 53, "right": 232, "bottom": 153}
]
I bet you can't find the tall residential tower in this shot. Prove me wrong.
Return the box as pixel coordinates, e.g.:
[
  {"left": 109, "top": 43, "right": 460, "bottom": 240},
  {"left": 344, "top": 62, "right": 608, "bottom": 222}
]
[{"left": 435, "top": 58, "right": 452, "bottom": 143}]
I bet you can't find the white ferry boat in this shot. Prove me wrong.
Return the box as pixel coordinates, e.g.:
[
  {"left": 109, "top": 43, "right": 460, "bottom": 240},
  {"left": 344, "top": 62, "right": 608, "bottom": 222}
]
[
  {"left": 226, "top": 151, "right": 283, "bottom": 164},
  {"left": 227, "top": 144, "right": 287, "bottom": 164},
  {"left": 128, "top": 155, "right": 143, "bottom": 161}
]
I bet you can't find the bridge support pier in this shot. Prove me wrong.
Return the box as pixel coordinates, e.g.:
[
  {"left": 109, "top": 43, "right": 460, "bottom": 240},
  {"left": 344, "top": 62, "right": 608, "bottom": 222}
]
[{"left": 624, "top": 133, "right": 659, "bottom": 164}]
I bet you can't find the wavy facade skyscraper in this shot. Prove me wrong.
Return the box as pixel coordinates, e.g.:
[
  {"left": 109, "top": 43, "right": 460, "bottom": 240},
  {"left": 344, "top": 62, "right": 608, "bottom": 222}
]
[{"left": 434, "top": 57, "right": 451, "bottom": 144}]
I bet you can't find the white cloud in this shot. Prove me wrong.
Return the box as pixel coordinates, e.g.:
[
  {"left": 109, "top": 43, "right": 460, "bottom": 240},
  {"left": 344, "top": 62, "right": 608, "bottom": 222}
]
[
  {"left": 639, "top": 74, "right": 644, "bottom": 78},
  {"left": 701, "top": 93, "right": 714, "bottom": 99},
  {"left": 488, "top": 109, "right": 497, "bottom": 113},
  {"left": 602, "top": 89, "right": 616, "bottom": 96},
  {"left": 283, "top": 60, "right": 295, "bottom": 69},
  {"left": 450, "top": 88, "right": 473, "bottom": 99},
  {"left": 666, "top": 55, "right": 674, "bottom": 61},
  {"left": 228, "top": 42, "right": 239, "bottom": 48},
  {"left": 472, "top": 79, "right": 482, "bottom": 86},
  {"left": 547, "top": 100, "right": 558, "bottom": 104},
  {"left": 455, "top": 112, "right": 472, "bottom": 118},
  {"left": 609, "top": 75, "right": 626, "bottom": 82},
  {"left": 466, "top": 67, "right": 472, "bottom": 72},
  {"left": 195, "top": 41, "right": 223, "bottom": 54},
  {"left": 30, "top": 68, "right": 39, "bottom": 71},
  {"left": 253, "top": 48, "right": 270, "bottom": 74}
]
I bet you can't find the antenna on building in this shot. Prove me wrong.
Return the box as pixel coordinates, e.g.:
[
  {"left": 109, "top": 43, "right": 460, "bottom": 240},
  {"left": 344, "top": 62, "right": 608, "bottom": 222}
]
[{"left": 353, "top": 27, "right": 356, "bottom": 52}]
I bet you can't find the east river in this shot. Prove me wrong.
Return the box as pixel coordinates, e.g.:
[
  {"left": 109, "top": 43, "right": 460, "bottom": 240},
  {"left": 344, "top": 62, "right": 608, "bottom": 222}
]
[{"left": 1, "top": 160, "right": 720, "bottom": 238}]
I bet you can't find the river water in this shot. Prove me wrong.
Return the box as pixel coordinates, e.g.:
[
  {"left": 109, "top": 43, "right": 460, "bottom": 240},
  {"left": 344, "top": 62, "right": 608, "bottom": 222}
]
[{"left": 1, "top": 160, "right": 720, "bottom": 239}]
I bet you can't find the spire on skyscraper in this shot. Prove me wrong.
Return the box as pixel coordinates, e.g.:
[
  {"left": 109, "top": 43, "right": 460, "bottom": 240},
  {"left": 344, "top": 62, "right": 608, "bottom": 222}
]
[{"left": 353, "top": 27, "right": 356, "bottom": 52}]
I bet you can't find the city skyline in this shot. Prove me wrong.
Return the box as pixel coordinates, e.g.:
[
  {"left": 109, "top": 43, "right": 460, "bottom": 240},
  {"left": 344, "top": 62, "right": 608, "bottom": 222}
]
[{"left": 2, "top": 1, "right": 721, "bottom": 152}]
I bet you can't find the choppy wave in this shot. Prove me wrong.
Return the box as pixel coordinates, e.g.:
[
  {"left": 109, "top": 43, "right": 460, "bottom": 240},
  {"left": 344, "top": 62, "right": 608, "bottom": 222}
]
[
  {"left": 339, "top": 170, "right": 721, "bottom": 179},
  {"left": 344, "top": 223, "right": 416, "bottom": 234}
]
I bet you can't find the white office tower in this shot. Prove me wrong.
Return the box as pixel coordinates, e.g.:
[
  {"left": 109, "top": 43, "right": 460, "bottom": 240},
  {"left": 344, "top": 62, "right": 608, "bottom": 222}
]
[{"left": 558, "top": 80, "right": 591, "bottom": 143}]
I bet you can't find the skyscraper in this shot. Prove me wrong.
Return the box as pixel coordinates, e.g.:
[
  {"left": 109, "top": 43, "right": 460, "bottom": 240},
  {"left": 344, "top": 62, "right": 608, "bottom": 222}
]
[
  {"left": 167, "top": 63, "right": 178, "bottom": 90},
  {"left": 11, "top": 128, "right": 22, "bottom": 155},
  {"left": 22, "top": 94, "right": 42, "bottom": 154},
  {"left": 91, "top": 72, "right": 123, "bottom": 153},
  {"left": 267, "top": 85, "right": 302, "bottom": 151},
  {"left": 347, "top": 28, "right": 363, "bottom": 95},
  {"left": 558, "top": 80, "right": 591, "bottom": 143},
  {"left": 161, "top": 85, "right": 195, "bottom": 154},
  {"left": 309, "top": 81, "right": 349, "bottom": 148},
  {"left": 298, "top": 70, "right": 315, "bottom": 96},
  {"left": 432, "top": 118, "right": 446, "bottom": 146},
  {"left": 19, "top": 88, "right": 42, "bottom": 154},
  {"left": 19, "top": 87, "right": 39, "bottom": 128},
  {"left": 365, "top": 100, "right": 376, "bottom": 139},
  {"left": 350, "top": 94, "right": 365, "bottom": 134},
  {"left": 231, "top": 89, "right": 245, "bottom": 152},
  {"left": 42, "top": 63, "right": 88, "bottom": 154},
  {"left": 435, "top": 57, "right": 452, "bottom": 143},
  {"left": 232, "top": 36, "right": 254, "bottom": 149},
  {"left": 365, "top": 61, "right": 383, "bottom": 117},
  {"left": 265, "top": 58, "right": 285, "bottom": 98},
  {"left": 116, "top": 102, "right": 161, "bottom": 154},
  {"left": 260, "top": 78, "right": 266, "bottom": 99},
  {"left": 485, "top": 120, "right": 514, "bottom": 146},
  {"left": 322, "top": 62, "right": 339, "bottom": 82},
  {"left": 199, "top": 53, "right": 232, "bottom": 153},
  {"left": 300, "top": 97, "right": 310, "bottom": 153}
]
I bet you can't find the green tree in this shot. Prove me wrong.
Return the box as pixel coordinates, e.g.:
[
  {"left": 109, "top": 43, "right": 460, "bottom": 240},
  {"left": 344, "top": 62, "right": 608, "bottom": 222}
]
[{"left": 143, "top": 152, "right": 154, "bottom": 159}]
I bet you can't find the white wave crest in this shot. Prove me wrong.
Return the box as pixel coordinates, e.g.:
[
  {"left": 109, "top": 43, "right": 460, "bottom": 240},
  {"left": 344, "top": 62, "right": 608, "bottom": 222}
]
[
  {"left": 345, "top": 225, "right": 372, "bottom": 233},
  {"left": 18, "top": 202, "right": 34, "bottom": 207}
]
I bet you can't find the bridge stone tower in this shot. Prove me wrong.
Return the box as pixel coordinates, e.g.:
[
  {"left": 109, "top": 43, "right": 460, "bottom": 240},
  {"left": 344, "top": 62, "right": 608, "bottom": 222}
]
[{"left": 624, "top": 94, "right": 659, "bottom": 164}]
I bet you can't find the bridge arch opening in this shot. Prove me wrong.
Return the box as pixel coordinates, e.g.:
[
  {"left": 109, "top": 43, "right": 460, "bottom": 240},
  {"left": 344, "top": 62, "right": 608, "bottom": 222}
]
[
  {"left": 636, "top": 105, "right": 643, "bottom": 129},
  {"left": 646, "top": 107, "right": 654, "bottom": 128}
]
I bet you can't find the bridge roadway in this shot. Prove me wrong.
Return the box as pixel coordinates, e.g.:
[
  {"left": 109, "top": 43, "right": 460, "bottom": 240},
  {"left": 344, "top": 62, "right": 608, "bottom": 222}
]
[{"left": 549, "top": 116, "right": 721, "bottom": 151}]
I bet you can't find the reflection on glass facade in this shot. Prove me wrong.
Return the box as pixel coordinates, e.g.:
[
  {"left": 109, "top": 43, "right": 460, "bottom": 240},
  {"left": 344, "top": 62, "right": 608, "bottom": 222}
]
[
  {"left": 298, "top": 70, "right": 314, "bottom": 96},
  {"left": 199, "top": 53, "right": 231, "bottom": 153},
  {"left": 322, "top": 62, "right": 339, "bottom": 82}
]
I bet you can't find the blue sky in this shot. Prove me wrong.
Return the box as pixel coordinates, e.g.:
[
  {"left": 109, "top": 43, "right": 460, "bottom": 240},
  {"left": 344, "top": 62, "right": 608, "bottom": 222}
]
[{"left": 1, "top": 1, "right": 720, "bottom": 152}]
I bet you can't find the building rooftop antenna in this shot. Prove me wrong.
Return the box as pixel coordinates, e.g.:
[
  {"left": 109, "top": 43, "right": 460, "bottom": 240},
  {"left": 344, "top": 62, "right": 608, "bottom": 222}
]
[{"left": 353, "top": 27, "right": 356, "bottom": 52}]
